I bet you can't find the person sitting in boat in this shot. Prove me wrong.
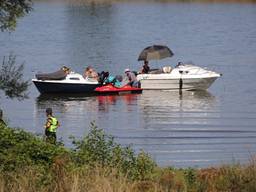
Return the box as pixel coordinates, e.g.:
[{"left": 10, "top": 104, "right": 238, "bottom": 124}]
[
  {"left": 84, "top": 67, "right": 91, "bottom": 78},
  {"left": 124, "top": 68, "right": 139, "bottom": 87},
  {"left": 103, "top": 72, "right": 122, "bottom": 87},
  {"left": 99, "top": 71, "right": 109, "bottom": 84},
  {"left": 61, "top": 66, "right": 71, "bottom": 74},
  {"left": 140, "top": 60, "right": 150, "bottom": 74},
  {"left": 84, "top": 66, "right": 98, "bottom": 80}
]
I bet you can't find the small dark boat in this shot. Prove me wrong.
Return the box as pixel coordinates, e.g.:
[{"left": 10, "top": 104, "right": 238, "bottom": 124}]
[{"left": 95, "top": 84, "right": 143, "bottom": 94}]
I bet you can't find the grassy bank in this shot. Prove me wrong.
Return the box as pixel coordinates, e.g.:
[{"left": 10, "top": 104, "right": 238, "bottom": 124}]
[{"left": 0, "top": 123, "right": 256, "bottom": 192}]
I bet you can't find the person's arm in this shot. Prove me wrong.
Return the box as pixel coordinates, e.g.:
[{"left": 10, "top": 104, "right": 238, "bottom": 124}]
[
  {"left": 44, "top": 118, "right": 52, "bottom": 129},
  {"left": 127, "top": 73, "right": 132, "bottom": 81},
  {"left": 91, "top": 71, "right": 98, "bottom": 78}
]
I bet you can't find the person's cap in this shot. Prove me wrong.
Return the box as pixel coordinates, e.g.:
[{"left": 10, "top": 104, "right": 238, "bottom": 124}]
[
  {"left": 124, "top": 68, "right": 130, "bottom": 73},
  {"left": 46, "top": 108, "right": 52, "bottom": 114}
]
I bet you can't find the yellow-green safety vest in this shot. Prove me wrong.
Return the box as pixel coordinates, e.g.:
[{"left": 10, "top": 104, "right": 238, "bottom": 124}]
[{"left": 48, "top": 117, "right": 58, "bottom": 132}]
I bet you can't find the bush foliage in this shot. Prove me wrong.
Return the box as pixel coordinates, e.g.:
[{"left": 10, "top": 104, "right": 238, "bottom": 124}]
[
  {"left": 0, "top": 122, "right": 256, "bottom": 192},
  {"left": 72, "top": 122, "right": 156, "bottom": 180},
  {"left": 0, "top": 0, "right": 32, "bottom": 32},
  {"left": 0, "top": 122, "right": 156, "bottom": 182},
  {"left": 0, "top": 54, "right": 30, "bottom": 100}
]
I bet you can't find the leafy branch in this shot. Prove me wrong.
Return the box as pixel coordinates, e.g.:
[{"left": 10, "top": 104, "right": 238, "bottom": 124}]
[
  {"left": 0, "top": 54, "right": 30, "bottom": 100},
  {"left": 0, "top": 0, "right": 33, "bottom": 32}
]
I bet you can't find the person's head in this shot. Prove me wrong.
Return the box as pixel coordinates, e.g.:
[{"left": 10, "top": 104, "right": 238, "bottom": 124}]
[
  {"left": 62, "top": 66, "right": 69, "bottom": 71},
  {"left": 85, "top": 66, "right": 92, "bottom": 72},
  {"left": 46, "top": 108, "right": 52, "bottom": 116},
  {"left": 89, "top": 68, "right": 94, "bottom": 73},
  {"left": 144, "top": 60, "right": 148, "bottom": 65},
  {"left": 61, "top": 66, "right": 70, "bottom": 74},
  {"left": 124, "top": 68, "right": 130, "bottom": 74}
]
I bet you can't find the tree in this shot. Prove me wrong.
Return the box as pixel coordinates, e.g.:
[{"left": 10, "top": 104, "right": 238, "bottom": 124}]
[
  {"left": 0, "top": 0, "right": 33, "bottom": 32},
  {"left": 0, "top": 0, "right": 32, "bottom": 99},
  {"left": 0, "top": 54, "right": 29, "bottom": 100}
]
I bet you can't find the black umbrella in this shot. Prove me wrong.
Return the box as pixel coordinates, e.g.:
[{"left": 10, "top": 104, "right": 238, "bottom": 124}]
[{"left": 138, "top": 45, "right": 174, "bottom": 61}]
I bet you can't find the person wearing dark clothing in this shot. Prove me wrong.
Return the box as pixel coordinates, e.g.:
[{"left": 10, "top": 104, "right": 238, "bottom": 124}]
[
  {"left": 44, "top": 108, "right": 59, "bottom": 144},
  {"left": 99, "top": 71, "right": 109, "bottom": 84},
  {"left": 141, "top": 60, "right": 150, "bottom": 74}
]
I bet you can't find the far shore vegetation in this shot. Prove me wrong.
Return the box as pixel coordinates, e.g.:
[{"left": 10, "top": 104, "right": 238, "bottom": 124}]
[{"left": 1, "top": 122, "right": 256, "bottom": 192}]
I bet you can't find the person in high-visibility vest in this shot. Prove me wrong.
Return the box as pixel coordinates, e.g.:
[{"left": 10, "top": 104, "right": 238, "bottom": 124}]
[{"left": 44, "top": 108, "right": 59, "bottom": 144}]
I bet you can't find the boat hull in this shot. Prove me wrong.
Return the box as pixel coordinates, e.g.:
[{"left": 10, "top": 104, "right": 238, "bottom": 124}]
[
  {"left": 139, "top": 77, "right": 219, "bottom": 90},
  {"left": 95, "top": 84, "right": 142, "bottom": 94},
  {"left": 33, "top": 80, "right": 100, "bottom": 94}
]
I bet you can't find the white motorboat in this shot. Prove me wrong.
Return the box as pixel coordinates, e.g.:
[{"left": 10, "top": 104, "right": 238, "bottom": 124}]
[
  {"left": 136, "top": 45, "right": 221, "bottom": 90},
  {"left": 136, "top": 63, "right": 221, "bottom": 90},
  {"left": 32, "top": 68, "right": 100, "bottom": 94}
]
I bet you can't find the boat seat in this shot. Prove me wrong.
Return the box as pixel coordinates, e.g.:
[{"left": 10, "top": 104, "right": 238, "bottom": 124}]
[
  {"left": 163, "top": 66, "right": 172, "bottom": 73},
  {"left": 149, "top": 69, "right": 163, "bottom": 74}
]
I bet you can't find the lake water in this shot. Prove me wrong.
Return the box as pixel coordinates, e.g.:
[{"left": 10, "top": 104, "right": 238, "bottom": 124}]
[{"left": 1, "top": 1, "right": 256, "bottom": 168}]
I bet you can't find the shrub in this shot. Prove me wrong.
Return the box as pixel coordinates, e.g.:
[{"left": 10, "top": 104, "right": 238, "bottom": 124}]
[
  {"left": 183, "top": 167, "right": 198, "bottom": 191},
  {"left": 2, "top": 122, "right": 256, "bottom": 191},
  {"left": 0, "top": 54, "right": 29, "bottom": 99},
  {"left": 71, "top": 122, "right": 156, "bottom": 180},
  {"left": 0, "top": 124, "right": 68, "bottom": 171}
]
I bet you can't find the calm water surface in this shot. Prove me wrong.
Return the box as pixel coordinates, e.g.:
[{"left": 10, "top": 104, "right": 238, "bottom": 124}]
[{"left": 1, "top": 2, "right": 256, "bottom": 167}]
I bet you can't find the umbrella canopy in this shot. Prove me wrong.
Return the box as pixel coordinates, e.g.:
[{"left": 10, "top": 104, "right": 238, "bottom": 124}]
[{"left": 138, "top": 45, "right": 174, "bottom": 61}]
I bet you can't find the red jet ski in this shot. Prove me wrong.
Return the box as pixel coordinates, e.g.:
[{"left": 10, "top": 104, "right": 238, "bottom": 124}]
[{"left": 95, "top": 84, "right": 142, "bottom": 94}]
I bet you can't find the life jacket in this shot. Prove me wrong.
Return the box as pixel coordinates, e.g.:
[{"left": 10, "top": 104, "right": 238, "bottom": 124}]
[
  {"left": 48, "top": 117, "right": 58, "bottom": 132},
  {"left": 106, "top": 75, "right": 115, "bottom": 83},
  {"left": 104, "top": 75, "right": 122, "bottom": 87}
]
